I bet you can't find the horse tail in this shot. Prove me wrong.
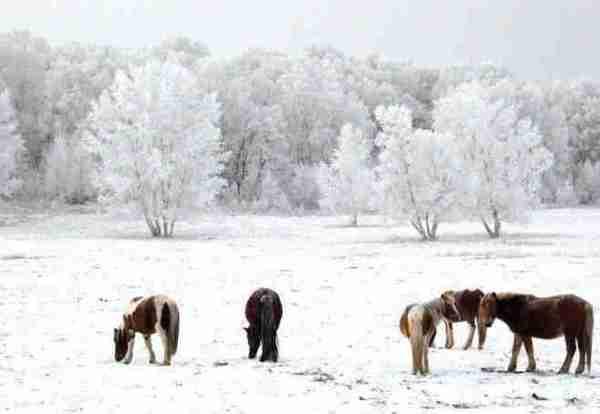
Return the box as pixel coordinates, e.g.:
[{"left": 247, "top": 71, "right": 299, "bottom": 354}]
[
  {"left": 585, "top": 303, "right": 594, "bottom": 375},
  {"left": 408, "top": 308, "right": 428, "bottom": 375},
  {"left": 160, "top": 301, "right": 180, "bottom": 356},
  {"left": 260, "top": 294, "right": 277, "bottom": 362},
  {"left": 400, "top": 304, "right": 416, "bottom": 338}
]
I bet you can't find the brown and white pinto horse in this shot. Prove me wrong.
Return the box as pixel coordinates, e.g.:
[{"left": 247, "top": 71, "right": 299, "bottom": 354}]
[
  {"left": 113, "top": 295, "right": 180, "bottom": 366},
  {"left": 399, "top": 291, "right": 461, "bottom": 375},
  {"left": 479, "top": 292, "right": 594, "bottom": 375},
  {"left": 430, "top": 289, "right": 488, "bottom": 350},
  {"left": 244, "top": 288, "right": 283, "bottom": 362}
]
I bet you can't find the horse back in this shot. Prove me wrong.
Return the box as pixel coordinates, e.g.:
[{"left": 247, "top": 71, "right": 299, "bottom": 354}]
[
  {"left": 506, "top": 294, "right": 589, "bottom": 339},
  {"left": 126, "top": 296, "right": 158, "bottom": 335},
  {"left": 245, "top": 288, "right": 283, "bottom": 327}
]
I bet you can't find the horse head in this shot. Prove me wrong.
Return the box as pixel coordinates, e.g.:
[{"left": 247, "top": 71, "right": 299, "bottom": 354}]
[
  {"left": 479, "top": 292, "right": 498, "bottom": 328},
  {"left": 113, "top": 316, "right": 134, "bottom": 362},
  {"left": 441, "top": 291, "right": 461, "bottom": 322}
]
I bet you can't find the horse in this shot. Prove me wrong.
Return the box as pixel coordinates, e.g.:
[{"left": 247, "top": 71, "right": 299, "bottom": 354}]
[
  {"left": 429, "top": 289, "right": 487, "bottom": 350},
  {"left": 479, "top": 292, "right": 594, "bottom": 375},
  {"left": 399, "top": 291, "right": 461, "bottom": 375},
  {"left": 244, "top": 288, "right": 283, "bottom": 362},
  {"left": 113, "top": 295, "right": 180, "bottom": 366}
]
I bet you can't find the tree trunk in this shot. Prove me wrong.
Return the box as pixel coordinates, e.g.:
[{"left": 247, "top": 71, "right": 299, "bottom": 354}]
[
  {"left": 481, "top": 209, "right": 501, "bottom": 239},
  {"left": 144, "top": 213, "right": 161, "bottom": 237}
]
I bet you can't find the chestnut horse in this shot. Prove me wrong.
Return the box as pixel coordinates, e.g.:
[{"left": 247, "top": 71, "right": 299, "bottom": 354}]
[
  {"left": 399, "top": 291, "right": 461, "bottom": 375},
  {"left": 479, "top": 292, "right": 594, "bottom": 375},
  {"left": 113, "top": 295, "right": 180, "bottom": 365},
  {"left": 430, "top": 289, "right": 487, "bottom": 350},
  {"left": 244, "top": 288, "right": 283, "bottom": 362}
]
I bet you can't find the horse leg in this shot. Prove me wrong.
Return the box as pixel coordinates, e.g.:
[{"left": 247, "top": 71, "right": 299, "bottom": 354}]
[
  {"left": 463, "top": 320, "right": 476, "bottom": 350},
  {"left": 444, "top": 319, "right": 454, "bottom": 349},
  {"left": 423, "top": 334, "right": 431, "bottom": 375},
  {"left": 477, "top": 318, "right": 487, "bottom": 350},
  {"left": 144, "top": 335, "right": 157, "bottom": 364},
  {"left": 507, "top": 334, "right": 522, "bottom": 372},
  {"left": 429, "top": 327, "right": 437, "bottom": 348},
  {"left": 409, "top": 338, "right": 419, "bottom": 375},
  {"left": 158, "top": 328, "right": 171, "bottom": 366},
  {"left": 575, "top": 334, "right": 586, "bottom": 375},
  {"left": 522, "top": 336, "right": 536, "bottom": 372},
  {"left": 123, "top": 335, "right": 135, "bottom": 364},
  {"left": 559, "top": 335, "right": 576, "bottom": 374}
]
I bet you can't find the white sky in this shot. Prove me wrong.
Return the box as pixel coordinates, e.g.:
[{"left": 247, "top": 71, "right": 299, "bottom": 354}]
[{"left": 2, "top": 0, "right": 599, "bottom": 80}]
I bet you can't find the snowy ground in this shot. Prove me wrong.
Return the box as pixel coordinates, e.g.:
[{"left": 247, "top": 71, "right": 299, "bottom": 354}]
[{"left": 1, "top": 207, "right": 600, "bottom": 413}]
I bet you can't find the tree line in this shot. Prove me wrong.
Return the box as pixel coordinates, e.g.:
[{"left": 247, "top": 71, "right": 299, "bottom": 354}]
[{"left": 0, "top": 31, "right": 599, "bottom": 237}]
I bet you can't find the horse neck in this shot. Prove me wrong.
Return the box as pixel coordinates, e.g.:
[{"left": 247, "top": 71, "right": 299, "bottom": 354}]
[{"left": 495, "top": 295, "right": 526, "bottom": 328}]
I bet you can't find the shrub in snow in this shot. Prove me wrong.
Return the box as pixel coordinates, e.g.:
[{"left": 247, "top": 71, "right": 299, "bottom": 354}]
[
  {"left": 434, "top": 82, "right": 553, "bottom": 238},
  {"left": 376, "top": 105, "right": 462, "bottom": 240},
  {"left": 319, "top": 124, "right": 376, "bottom": 226},
  {"left": 87, "top": 58, "right": 225, "bottom": 237}
]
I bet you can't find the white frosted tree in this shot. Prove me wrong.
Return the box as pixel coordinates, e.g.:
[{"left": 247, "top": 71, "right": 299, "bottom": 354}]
[
  {"left": 0, "top": 89, "right": 23, "bottom": 197},
  {"left": 43, "top": 134, "right": 96, "bottom": 204},
  {"left": 575, "top": 160, "right": 600, "bottom": 204},
  {"left": 434, "top": 82, "right": 554, "bottom": 238},
  {"left": 87, "top": 58, "right": 225, "bottom": 237},
  {"left": 319, "top": 124, "right": 376, "bottom": 226},
  {"left": 376, "top": 106, "right": 461, "bottom": 240}
]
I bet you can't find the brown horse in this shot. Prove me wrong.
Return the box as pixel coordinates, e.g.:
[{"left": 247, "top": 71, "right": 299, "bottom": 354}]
[
  {"left": 113, "top": 295, "right": 180, "bottom": 366},
  {"left": 430, "top": 289, "right": 487, "bottom": 350},
  {"left": 479, "top": 292, "right": 594, "bottom": 375},
  {"left": 399, "top": 291, "right": 461, "bottom": 375}
]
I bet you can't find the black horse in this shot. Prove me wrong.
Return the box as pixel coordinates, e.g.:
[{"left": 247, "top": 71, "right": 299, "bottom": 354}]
[{"left": 244, "top": 288, "right": 283, "bottom": 362}]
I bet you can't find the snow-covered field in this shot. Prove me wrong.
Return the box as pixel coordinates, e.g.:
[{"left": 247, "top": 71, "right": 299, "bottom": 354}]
[{"left": 1, "top": 207, "right": 600, "bottom": 413}]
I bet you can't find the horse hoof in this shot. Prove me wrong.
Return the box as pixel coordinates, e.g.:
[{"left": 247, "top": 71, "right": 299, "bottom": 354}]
[
  {"left": 575, "top": 368, "right": 584, "bottom": 375},
  {"left": 526, "top": 367, "right": 536, "bottom": 373}
]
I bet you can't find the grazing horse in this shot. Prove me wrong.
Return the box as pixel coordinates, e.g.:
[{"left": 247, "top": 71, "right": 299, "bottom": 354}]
[
  {"left": 113, "top": 295, "right": 180, "bottom": 366},
  {"left": 430, "top": 289, "right": 487, "bottom": 350},
  {"left": 399, "top": 291, "right": 461, "bottom": 375},
  {"left": 244, "top": 288, "right": 283, "bottom": 362},
  {"left": 479, "top": 292, "right": 594, "bottom": 375}
]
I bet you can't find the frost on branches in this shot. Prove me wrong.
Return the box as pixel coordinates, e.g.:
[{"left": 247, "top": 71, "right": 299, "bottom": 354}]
[
  {"left": 88, "top": 58, "right": 225, "bottom": 237},
  {"left": 319, "top": 124, "right": 376, "bottom": 226},
  {"left": 435, "top": 82, "right": 554, "bottom": 238},
  {"left": 0, "top": 89, "right": 23, "bottom": 197},
  {"left": 376, "top": 106, "right": 461, "bottom": 240}
]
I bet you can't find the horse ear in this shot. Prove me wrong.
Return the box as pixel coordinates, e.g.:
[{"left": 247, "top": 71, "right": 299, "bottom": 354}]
[{"left": 492, "top": 292, "right": 497, "bottom": 300}]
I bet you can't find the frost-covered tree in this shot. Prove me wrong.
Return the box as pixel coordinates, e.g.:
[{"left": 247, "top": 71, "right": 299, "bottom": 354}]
[
  {"left": 87, "top": 58, "right": 225, "bottom": 237},
  {"left": 574, "top": 160, "right": 600, "bottom": 204},
  {"left": 0, "top": 31, "right": 52, "bottom": 168},
  {"left": 43, "top": 134, "right": 96, "bottom": 204},
  {"left": 0, "top": 89, "right": 23, "bottom": 197},
  {"left": 319, "top": 124, "right": 376, "bottom": 226},
  {"left": 376, "top": 106, "right": 461, "bottom": 240},
  {"left": 435, "top": 82, "right": 553, "bottom": 238}
]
